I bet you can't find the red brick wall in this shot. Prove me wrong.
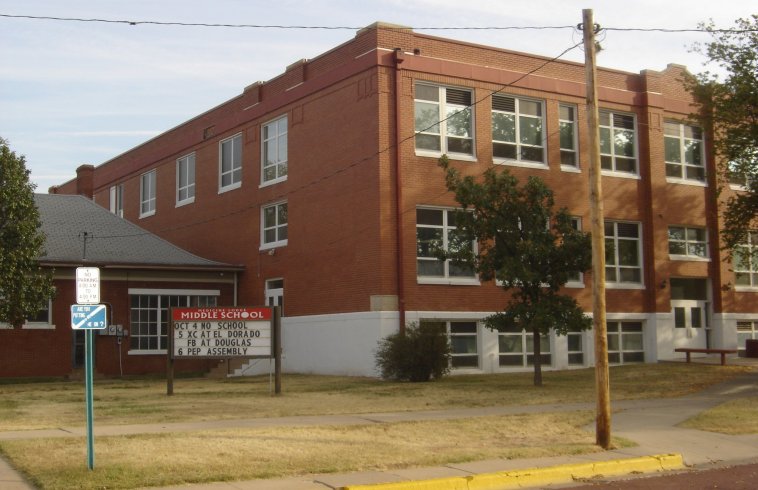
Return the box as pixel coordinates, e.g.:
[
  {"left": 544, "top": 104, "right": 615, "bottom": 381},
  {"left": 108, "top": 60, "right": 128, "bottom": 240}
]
[{"left": 53, "top": 25, "right": 749, "bottom": 322}]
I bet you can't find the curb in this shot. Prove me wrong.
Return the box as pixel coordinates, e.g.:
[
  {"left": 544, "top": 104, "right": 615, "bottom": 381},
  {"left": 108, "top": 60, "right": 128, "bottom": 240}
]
[{"left": 341, "top": 453, "right": 684, "bottom": 490}]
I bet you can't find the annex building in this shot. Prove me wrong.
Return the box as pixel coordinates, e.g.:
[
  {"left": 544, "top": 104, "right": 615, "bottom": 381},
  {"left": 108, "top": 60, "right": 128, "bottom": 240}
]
[
  {"left": 0, "top": 194, "right": 242, "bottom": 378},
  {"left": 51, "top": 22, "right": 758, "bottom": 377}
]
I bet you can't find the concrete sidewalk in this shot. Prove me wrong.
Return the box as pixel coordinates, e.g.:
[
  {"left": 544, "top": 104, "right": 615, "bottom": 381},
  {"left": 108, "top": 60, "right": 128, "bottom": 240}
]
[{"left": 0, "top": 364, "right": 756, "bottom": 489}]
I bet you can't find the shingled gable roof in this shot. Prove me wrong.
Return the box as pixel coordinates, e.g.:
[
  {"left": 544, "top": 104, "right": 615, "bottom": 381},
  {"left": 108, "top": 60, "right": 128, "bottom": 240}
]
[{"left": 35, "top": 194, "right": 243, "bottom": 271}]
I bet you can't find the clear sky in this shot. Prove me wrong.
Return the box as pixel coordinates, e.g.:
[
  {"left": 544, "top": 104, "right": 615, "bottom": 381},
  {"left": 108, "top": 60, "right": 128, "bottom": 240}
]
[{"left": 1, "top": 0, "right": 754, "bottom": 192}]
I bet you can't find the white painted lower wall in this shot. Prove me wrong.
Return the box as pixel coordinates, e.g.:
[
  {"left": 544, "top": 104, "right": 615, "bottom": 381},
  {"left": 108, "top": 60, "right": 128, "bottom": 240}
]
[{"left": 230, "top": 310, "right": 750, "bottom": 377}]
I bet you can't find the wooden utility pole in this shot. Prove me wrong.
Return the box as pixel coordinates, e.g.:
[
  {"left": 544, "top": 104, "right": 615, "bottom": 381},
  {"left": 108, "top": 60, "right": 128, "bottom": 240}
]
[{"left": 582, "top": 8, "right": 612, "bottom": 449}]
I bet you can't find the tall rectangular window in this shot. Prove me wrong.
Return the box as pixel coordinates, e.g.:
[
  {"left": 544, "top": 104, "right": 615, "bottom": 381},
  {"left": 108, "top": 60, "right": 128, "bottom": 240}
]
[
  {"left": 262, "top": 202, "right": 288, "bottom": 249},
  {"left": 664, "top": 121, "right": 705, "bottom": 182},
  {"left": 605, "top": 221, "right": 642, "bottom": 284},
  {"left": 415, "top": 84, "right": 474, "bottom": 157},
  {"left": 176, "top": 153, "right": 195, "bottom": 206},
  {"left": 559, "top": 104, "right": 578, "bottom": 167},
  {"left": 566, "top": 217, "right": 584, "bottom": 284},
  {"left": 607, "top": 321, "right": 644, "bottom": 364},
  {"left": 109, "top": 184, "right": 124, "bottom": 217},
  {"left": 219, "top": 133, "right": 242, "bottom": 192},
  {"left": 668, "top": 226, "right": 708, "bottom": 259},
  {"left": 262, "top": 116, "right": 288, "bottom": 184},
  {"left": 599, "top": 110, "right": 637, "bottom": 174},
  {"left": 129, "top": 292, "right": 217, "bottom": 352},
  {"left": 416, "top": 208, "right": 476, "bottom": 282},
  {"left": 734, "top": 232, "right": 758, "bottom": 288},
  {"left": 492, "top": 95, "right": 545, "bottom": 165},
  {"left": 140, "top": 170, "right": 156, "bottom": 217}
]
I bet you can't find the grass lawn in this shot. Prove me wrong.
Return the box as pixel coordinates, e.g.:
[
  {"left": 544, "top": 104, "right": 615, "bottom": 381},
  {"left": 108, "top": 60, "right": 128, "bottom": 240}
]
[
  {"left": 679, "top": 396, "right": 758, "bottom": 434},
  {"left": 0, "top": 363, "right": 752, "bottom": 489}
]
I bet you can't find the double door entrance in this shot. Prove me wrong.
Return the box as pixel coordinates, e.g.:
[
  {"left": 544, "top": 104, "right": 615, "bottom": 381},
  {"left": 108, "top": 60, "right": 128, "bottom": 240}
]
[{"left": 670, "top": 278, "right": 709, "bottom": 350}]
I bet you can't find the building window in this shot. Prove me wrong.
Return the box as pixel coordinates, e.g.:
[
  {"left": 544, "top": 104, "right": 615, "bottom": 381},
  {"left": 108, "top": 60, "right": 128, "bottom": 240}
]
[
  {"left": 664, "top": 121, "right": 705, "bottom": 182},
  {"left": 607, "top": 321, "right": 644, "bottom": 364},
  {"left": 416, "top": 208, "right": 476, "bottom": 282},
  {"left": 265, "top": 278, "right": 284, "bottom": 315},
  {"left": 492, "top": 95, "right": 545, "bottom": 165},
  {"left": 498, "top": 325, "right": 551, "bottom": 368},
  {"left": 605, "top": 221, "right": 642, "bottom": 284},
  {"left": 737, "top": 320, "right": 758, "bottom": 354},
  {"left": 668, "top": 226, "right": 708, "bottom": 259},
  {"left": 176, "top": 153, "right": 195, "bottom": 206},
  {"left": 421, "top": 320, "right": 479, "bottom": 368},
  {"left": 734, "top": 232, "right": 758, "bottom": 288},
  {"left": 728, "top": 161, "right": 754, "bottom": 189},
  {"left": 219, "top": 133, "right": 242, "bottom": 192},
  {"left": 566, "top": 217, "right": 584, "bottom": 285},
  {"left": 599, "top": 110, "right": 637, "bottom": 174},
  {"left": 262, "top": 202, "right": 288, "bottom": 249},
  {"left": 140, "top": 170, "right": 156, "bottom": 217},
  {"left": 109, "top": 184, "right": 124, "bottom": 217},
  {"left": 414, "top": 84, "right": 474, "bottom": 157},
  {"left": 262, "top": 116, "right": 288, "bottom": 184},
  {"left": 559, "top": 104, "right": 578, "bottom": 167},
  {"left": 567, "top": 332, "right": 584, "bottom": 365},
  {"left": 129, "top": 292, "right": 217, "bottom": 352}
]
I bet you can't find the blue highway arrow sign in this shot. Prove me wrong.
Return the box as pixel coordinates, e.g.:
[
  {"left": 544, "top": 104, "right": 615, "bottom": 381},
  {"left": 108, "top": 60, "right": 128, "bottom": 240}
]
[{"left": 71, "top": 304, "right": 108, "bottom": 330}]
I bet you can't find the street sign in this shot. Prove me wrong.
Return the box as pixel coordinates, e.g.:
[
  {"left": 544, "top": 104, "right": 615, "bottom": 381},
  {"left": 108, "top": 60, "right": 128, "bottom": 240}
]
[
  {"left": 76, "top": 267, "right": 100, "bottom": 304},
  {"left": 71, "top": 304, "right": 108, "bottom": 330}
]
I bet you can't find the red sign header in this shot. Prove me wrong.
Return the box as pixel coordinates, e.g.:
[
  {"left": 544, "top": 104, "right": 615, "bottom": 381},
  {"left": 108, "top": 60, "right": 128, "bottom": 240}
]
[{"left": 171, "top": 307, "right": 272, "bottom": 322}]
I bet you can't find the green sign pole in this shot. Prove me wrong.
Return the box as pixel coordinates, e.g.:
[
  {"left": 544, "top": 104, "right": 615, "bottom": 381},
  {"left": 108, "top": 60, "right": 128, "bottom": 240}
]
[{"left": 85, "top": 329, "right": 95, "bottom": 470}]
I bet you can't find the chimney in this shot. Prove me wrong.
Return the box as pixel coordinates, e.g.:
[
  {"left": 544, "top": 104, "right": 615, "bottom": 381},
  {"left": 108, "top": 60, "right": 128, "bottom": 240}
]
[{"left": 75, "top": 164, "right": 95, "bottom": 199}]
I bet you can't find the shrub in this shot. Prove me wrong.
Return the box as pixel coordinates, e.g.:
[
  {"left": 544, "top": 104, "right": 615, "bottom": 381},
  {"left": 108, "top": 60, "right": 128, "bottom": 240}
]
[{"left": 375, "top": 322, "right": 451, "bottom": 382}]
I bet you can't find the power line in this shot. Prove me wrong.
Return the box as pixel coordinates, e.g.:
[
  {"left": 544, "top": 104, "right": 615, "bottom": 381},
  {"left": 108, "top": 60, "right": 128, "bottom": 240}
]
[{"left": 2, "top": 13, "right": 756, "bottom": 34}]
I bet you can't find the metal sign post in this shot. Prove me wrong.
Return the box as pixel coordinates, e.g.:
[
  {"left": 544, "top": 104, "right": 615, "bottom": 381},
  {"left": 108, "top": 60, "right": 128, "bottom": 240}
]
[{"left": 72, "top": 266, "right": 105, "bottom": 470}]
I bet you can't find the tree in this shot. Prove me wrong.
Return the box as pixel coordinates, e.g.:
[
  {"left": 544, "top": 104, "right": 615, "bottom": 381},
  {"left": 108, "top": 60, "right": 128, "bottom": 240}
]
[
  {"left": 0, "top": 138, "right": 55, "bottom": 327},
  {"left": 685, "top": 15, "right": 758, "bottom": 255},
  {"left": 439, "top": 156, "right": 592, "bottom": 386}
]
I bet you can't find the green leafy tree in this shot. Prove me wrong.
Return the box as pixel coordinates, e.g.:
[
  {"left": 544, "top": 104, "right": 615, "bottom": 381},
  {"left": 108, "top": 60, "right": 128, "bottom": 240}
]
[
  {"left": 0, "top": 138, "right": 55, "bottom": 327},
  {"left": 439, "top": 156, "right": 592, "bottom": 386},
  {"left": 685, "top": 15, "right": 758, "bottom": 255}
]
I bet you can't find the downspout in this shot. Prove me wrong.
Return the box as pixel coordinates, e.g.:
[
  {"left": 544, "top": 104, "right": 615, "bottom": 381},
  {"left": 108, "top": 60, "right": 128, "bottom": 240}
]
[{"left": 393, "top": 48, "right": 406, "bottom": 333}]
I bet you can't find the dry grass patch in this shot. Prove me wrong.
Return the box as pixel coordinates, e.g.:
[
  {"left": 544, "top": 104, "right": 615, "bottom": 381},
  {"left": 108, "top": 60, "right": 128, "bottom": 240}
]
[
  {"left": 0, "top": 411, "right": 634, "bottom": 489},
  {"left": 0, "top": 363, "right": 751, "bottom": 431},
  {"left": 679, "top": 396, "right": 758, "bottom": 435}
]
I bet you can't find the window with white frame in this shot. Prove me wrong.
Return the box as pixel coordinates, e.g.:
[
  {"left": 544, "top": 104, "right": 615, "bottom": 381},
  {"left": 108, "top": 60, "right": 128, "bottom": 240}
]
[
  {"left": 737, "top": 320, "right": 758, "bottom": 354},
  {"left": 262, "top": 116, "right": 288, "bottom": 184},
  {"left": 664, "top": 121, "right": 705, "bottom": 182},
  {"left": 728, "top": 160, "right": 754, "bottom": 189},
  {"left": 422, "top": 320, "right": 479, "bottom": 368},
  {"left": 261, "top": 202, "right": 288, "bottom": 248},
  {"left": 176, "top": 153, "right": 195, "bottom": 205},
  {"left": 0, "top": 299, "right": 54, "bottom": 329},
  {"left": 559, "top": 104, "right": 578, "bottom": 167},
  {"left": 109, "top": 184, "right": 124, "bottom": 217},
  {"left": 607, "top": 321, "right": 644, "bottom": 364},
  {"left": 265, "top": 278, "right": 284, "bottom": 315},
  {"left": 567, "top": 332, "right": 584, "bottom": 365},
  {"left": 668, "top": 226, "right": 708, "bottom": 259},
  {"left": 219, "top": 133, "right": 242, "bottom": 191},
  {"left": 734, "top": 232, "right": 758, "bottom": 288},
  {"left": 414, "top": 84, "right": 474, "bottom": 157},
  {"left": 566, "top": 217, "right": 584, "bottom": 285},
  {"left": 416, "top": 208, "right": 476, "bottom": 282},
  {"left": 498, "top": 324, "right": 551, "bottom": 367},
  {"left": 129, "top": 292, "right": 217, "bottom": 352},
  {"left": 599, "top": 110, "right": 637, "bottom": 174},
  {"left": 492, "top": 95, "right": 545, "bottom": 165},
  {"left": 140, "top": 170, "right": 156, "bottom": 217},
  {"left": 605, "top": 221, "right": 642, "bottom": 284}
]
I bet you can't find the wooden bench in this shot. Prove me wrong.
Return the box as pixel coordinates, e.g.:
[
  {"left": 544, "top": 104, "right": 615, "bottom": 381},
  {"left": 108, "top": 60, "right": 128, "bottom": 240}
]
[{"left": 675, "top": 348, "right": 738, "bottom": 366}]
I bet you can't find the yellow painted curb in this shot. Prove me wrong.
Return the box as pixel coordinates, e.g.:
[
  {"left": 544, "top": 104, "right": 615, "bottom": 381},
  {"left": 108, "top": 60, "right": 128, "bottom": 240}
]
[{"left": 341, "top": 453, "right": 684, "bottom": 490}]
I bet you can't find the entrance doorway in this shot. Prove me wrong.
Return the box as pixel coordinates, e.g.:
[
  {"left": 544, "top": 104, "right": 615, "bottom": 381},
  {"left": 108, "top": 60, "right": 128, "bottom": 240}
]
[{"left": 670, "top": 278, "right": 709, "bottom": 349}]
